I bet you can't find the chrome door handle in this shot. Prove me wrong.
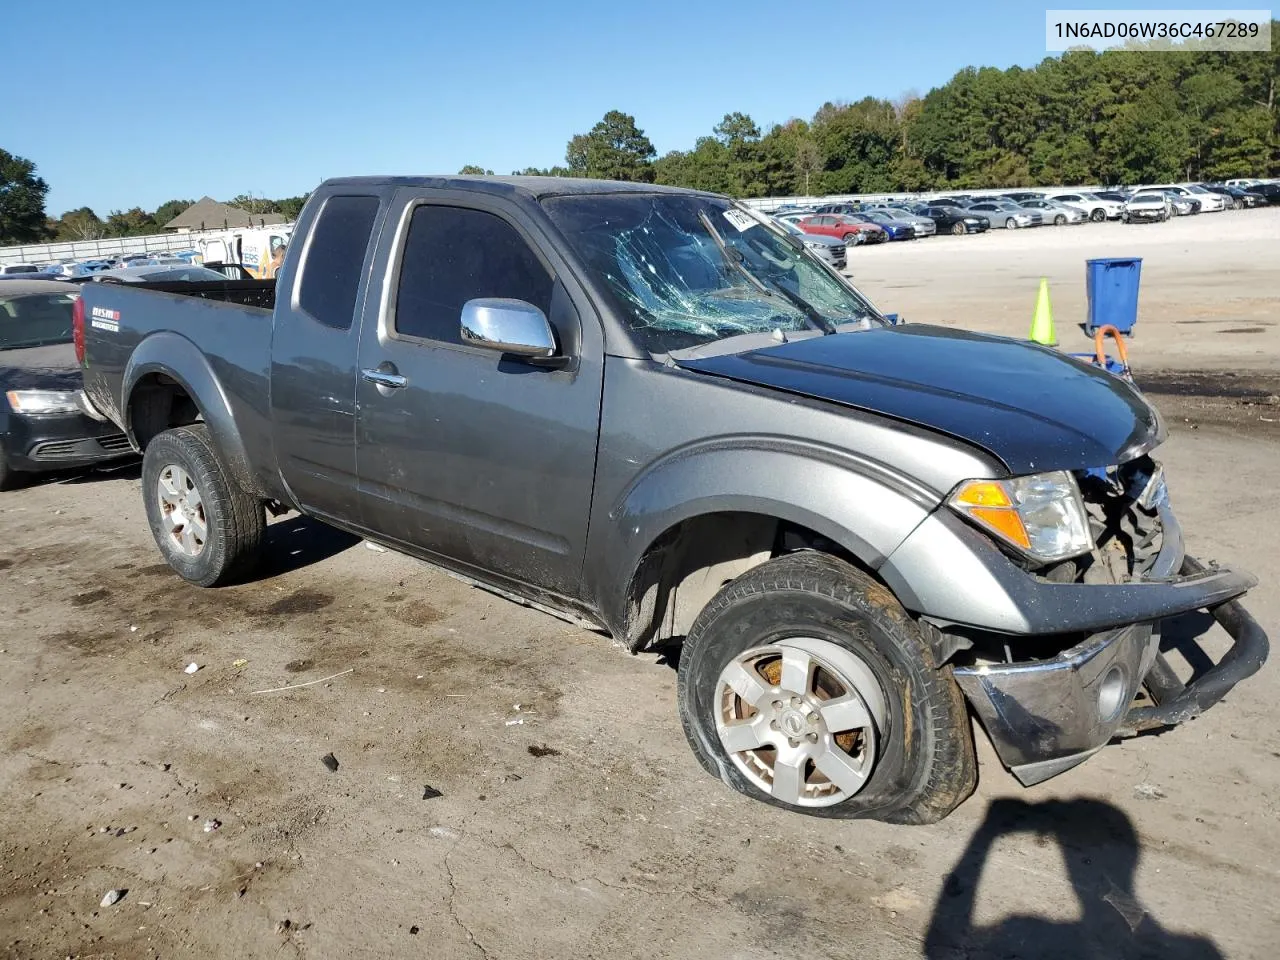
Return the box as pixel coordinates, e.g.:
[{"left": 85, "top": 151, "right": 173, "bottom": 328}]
[{"left": 361, "top": 368, "right": 407, "bottom": 389}]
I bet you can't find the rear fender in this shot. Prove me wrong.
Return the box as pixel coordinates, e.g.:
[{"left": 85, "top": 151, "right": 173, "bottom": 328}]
[{"left": 123, "top": 331, "right": 254, "bottom": 491}]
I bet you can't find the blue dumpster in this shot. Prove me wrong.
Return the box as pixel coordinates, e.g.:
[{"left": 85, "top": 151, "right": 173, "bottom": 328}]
[{"left": 1085, "top": 257, "right": 1142, "bottom": 336}]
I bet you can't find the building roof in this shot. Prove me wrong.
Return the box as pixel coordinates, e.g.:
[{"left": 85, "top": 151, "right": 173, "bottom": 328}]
[{"left": 163, "top": 197, "right": 287, "bottom": 231}]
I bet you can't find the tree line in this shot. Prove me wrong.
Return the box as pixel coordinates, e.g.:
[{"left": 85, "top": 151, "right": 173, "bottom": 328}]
[
  {"left": 469, "top": 36, "right": 1280, "bottom": 196},
  {"left": 3, "top": 35, "right": 1277, "bottom": 245},
  {"left": 0, "top": 158, "right": 309, "bottom": 246}
]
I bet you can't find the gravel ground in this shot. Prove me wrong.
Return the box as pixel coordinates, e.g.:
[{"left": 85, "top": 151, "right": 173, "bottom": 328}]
[{"left": 1, "top": 213, "right": 1278, "bottom": 959}]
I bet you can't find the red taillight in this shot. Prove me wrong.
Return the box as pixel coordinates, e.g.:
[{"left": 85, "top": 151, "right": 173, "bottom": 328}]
[{"left": 72, "top": 296, "right": 85, "bottom": 365}]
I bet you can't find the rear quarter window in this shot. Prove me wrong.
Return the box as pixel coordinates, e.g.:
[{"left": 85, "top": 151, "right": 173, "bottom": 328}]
[{"left": 298, "top": 195, "right": 381, "bottom": 330}]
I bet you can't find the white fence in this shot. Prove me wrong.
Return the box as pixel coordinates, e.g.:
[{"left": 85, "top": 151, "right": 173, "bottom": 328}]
[{"left": 0, "top": 229, "right": 248, "bottom": 267}]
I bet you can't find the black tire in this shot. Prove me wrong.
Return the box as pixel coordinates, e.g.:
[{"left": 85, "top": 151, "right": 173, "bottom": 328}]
[
  {"left": 142, "top": 425, "right": 265, "bottom": 587},
  {"left": 841, "top": 232, "right": 858, "bottom": 243},
  {"left": 1090, "top": 208, "right": 1106, "bottom": 222},
  {"left": 676, "top": 552, "right": 976, "bottom": 824},
  {"left": 950, "top": 222, "right": 965, "bottom": 236},
  {"left": 1122, "top": 213, "right": 1130, "bottom": 223},
  {"left": 0, "top": 444, "right": 14, "bottom": 492}
]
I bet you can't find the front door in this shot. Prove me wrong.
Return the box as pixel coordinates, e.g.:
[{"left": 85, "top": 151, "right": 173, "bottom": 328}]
[{"left": 354, "top": 192, "right": 604, "bottom": 599}]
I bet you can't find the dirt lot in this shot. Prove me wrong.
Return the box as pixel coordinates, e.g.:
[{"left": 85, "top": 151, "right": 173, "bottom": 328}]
[{"left": 2, "top": 209, "right": 1278, "bottom": 959}]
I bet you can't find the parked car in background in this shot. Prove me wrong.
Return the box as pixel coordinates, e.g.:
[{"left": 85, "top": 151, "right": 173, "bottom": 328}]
[
  {"left": 797, "top": 214, "right": 887, "bottom": 245},
  {"left": 1001, "top": 192, "right": 1044, "bottom": 203},
  {"left": 848, "top": 212, "right": 914, "bottom": 241},
  {"left": 1225, "top": 178, "right": 1265, "bottom": 189},
  {"left": 774, "top": 218, "right": 848, "bottom": 270},
  {"left": 0, "top": 264, "right": 43, "bottom": 276},
  {"left": 1181, "top": 183, "right": 1230, "bottom": 212},
  {"left": 965, "top": 200, "right": 1041, "bottom": 229},
  {"left": 1122, "top": 193, "right": 1171, "bottom": 223},
  {"left": 1048, "top": 191, "right": 1125, "bottom": 221},
  {"left": 42, "top": 262, "right": 111, "bottom": 280},
  {"left": 91, "top": 265, "right": 240, "bottom": 284},
  {"left": 860, "top": 207, "right": 937, "bottom": 237},
  {"left": 1017, "top": 198, "right": 1087, "bottom": 225},
  {"left": 1201, "top": 184, "right": 1265, "bottom": 209},
  {"left": 1251, "top": 182, "right": 1280, "bottom": 204},
  {"left": 1141, "top": 184, "right": 1222, "bottom": 213},
  {"left": 815, "top": 203, "right": 864, "bottom": 215},
  {"left": 0, "top": 280, "right": 133, "bottom": 489},
  {"left": 918, "top": 205, "right": 990, "bottom": 235},
  {"left": 1131, "top": 188, "right": 1189, "bottom": 216},
  {"left": 931, "top": 196, "right": 973, "bottom": 207}
]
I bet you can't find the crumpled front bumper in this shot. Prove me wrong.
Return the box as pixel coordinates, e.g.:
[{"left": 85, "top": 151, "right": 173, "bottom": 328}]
[{"left": 940, "top": 505, "right": 1269, "bottom": 785}]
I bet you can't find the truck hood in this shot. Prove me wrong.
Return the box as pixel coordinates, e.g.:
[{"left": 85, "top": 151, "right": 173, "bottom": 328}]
[
  {"left": 0, "top": 343, "right": 81, "bottom": 391},
  {"left": 676, "top": 324, "right": 1162, "bottom": 474}
]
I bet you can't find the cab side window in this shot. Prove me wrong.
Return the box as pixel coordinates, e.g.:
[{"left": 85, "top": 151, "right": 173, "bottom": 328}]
[{"left": 297, "top": 195, "right": 380, "bottom": 331}]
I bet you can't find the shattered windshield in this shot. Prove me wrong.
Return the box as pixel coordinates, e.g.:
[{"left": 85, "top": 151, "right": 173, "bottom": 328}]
[{"left": 543, "top": 193, "right": 882, "bottom": 353}]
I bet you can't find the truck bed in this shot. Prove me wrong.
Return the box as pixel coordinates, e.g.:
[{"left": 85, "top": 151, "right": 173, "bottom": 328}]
[{"left": 78, "top": 279, "right": 280, "bottom": 496}]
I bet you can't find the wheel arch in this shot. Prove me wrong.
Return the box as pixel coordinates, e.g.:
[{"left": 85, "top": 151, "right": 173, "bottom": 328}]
[
  {"left": 593, "top": 441, "right": 939, "bottom": 652},
  {"left": 123, "top": 332, "right": 257, "bottom": 495}
]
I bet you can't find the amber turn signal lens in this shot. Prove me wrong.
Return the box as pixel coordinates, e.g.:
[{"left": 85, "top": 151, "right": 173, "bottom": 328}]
[
  {"left": 966, "top": 506, "right": 1032, "bottom": 549},
  {"left": 951, "top": 480, "right": 1013, "bottom": 508}
]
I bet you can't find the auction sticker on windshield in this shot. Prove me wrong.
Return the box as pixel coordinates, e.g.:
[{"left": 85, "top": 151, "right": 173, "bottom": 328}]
[{"left": 722, "top": 209, "right": 756, "bottom": 233}]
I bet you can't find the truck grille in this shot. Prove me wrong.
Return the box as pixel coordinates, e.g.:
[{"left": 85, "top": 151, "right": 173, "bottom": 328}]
[{"left": 29, "top": 434, "right": 132, "bottom": 462}]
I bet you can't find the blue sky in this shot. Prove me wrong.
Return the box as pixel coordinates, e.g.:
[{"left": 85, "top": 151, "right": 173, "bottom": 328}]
[{"left": 0, "top": 1, "right": 1216, "bottom": 215}]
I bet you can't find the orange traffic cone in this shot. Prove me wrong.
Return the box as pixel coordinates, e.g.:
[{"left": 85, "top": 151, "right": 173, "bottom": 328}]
[{"left": 1029, "top": 278, "right": 1057, "bottom": 346}]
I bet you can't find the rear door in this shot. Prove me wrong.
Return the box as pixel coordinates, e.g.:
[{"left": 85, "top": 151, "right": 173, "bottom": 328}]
[
  {"left": 353, "top": 190, "right": 605, "bottom": 598},
  {"left": 271, "top": 190, "right": 390, "bottom": 522}
]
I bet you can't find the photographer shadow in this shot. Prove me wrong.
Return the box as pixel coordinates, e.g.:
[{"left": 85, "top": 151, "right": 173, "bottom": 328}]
[{"left": 925, "top": 797, "right": 1223, "bottom": 960}]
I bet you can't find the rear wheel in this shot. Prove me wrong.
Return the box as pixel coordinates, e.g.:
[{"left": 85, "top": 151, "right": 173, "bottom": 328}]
[
  {"left": 1090, "top": 208, "right": 1106, "bottom": 222},
  {"left": 142, "top": 425, "right": 265, "bottom": 586},
  {"left": 951, "top": 222, "right": 965, "bottom": 236},
  {"left": 677, "top": 553, "right": 976, "bottom": 823}
]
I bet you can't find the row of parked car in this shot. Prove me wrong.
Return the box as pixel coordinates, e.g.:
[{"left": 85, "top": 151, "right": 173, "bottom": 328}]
[
  {"left": 0, "top": 251, "right": 240, "bottom": 285},
  {"left": 768, "top": 178, "right": 1280, "bottom": 249}
]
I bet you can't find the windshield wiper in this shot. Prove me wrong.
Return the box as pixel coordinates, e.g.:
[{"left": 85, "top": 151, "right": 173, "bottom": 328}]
[{"left": 697, "top": 210, "right": 835, "bottom": 335}]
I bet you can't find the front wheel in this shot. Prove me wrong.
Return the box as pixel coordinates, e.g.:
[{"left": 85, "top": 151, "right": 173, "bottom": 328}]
[
  {"left": 1054, "top": 214, "right": 1067, "bottom": 226},
  {"left": 142, "top": 425, "right": 265, "bottom": 587},
  {"left": 1005, "top": 218, "right": 1019, "bottom": 230},
  {"left": 1090, "top": 208, "right": 1106, "bottom": 222},
  {"left": 677, "top": 553, "right": 976, "bottom": 823},
  {"left": 950, "top": 222, "right": 966, "bottom": 236},
  {"left": 841, "top": 232, "right": 858, "bottom": 244}
]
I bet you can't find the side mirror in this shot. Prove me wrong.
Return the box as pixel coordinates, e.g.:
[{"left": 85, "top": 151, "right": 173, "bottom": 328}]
[{"left": 460, "top": 298, "right": 557, "bottom": 359}]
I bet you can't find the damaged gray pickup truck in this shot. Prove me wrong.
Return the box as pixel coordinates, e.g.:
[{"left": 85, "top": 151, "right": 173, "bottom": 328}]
[{"left": 77, "top": 176, "right": 1268, "bottom": 823}]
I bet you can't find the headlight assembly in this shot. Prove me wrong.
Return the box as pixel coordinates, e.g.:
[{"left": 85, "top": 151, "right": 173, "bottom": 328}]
[
  {"left": 948, "top": 471, "right": 1092, "bottom": 564},
  {"left": 5, "top": 389, "right": 84, "bottom": 416}
]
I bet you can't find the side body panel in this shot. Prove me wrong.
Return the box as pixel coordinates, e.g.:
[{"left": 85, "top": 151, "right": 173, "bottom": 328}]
[{"left": 268, "top": 186, "right": 396, "bottom": 520}]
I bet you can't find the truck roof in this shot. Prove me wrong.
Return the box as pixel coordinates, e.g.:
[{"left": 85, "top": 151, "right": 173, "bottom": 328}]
[{"left": 319, "top": 175, "right": 716, "bottom": 201}]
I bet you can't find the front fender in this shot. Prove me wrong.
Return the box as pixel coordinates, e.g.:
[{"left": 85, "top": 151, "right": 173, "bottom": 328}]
[
  {"left": 123, "top": 331, "right": 254, "bottom": 491},
  {"left": 590, "top": 435, "right": 940, "bottom": 636}
]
